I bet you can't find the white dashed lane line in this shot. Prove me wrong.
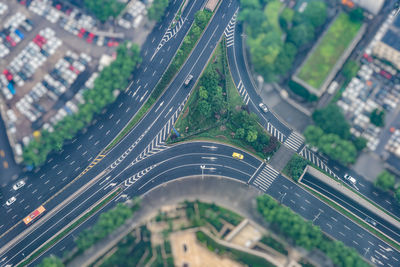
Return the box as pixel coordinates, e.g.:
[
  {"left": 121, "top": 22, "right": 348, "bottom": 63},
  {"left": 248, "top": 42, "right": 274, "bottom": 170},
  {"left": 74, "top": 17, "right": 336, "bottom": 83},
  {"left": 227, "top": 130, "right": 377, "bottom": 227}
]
[
  {"left": 44, "top": 180, "right": 50, "bottom": 185},
  {"left": 32, "top": 189, "right": 37, "bottom": 194},
  {"left": 65, "top": 155, "right": 70, "bottom": 160},
  {"left": 82, "top": 151, "right": 88, "bottom": 156}
]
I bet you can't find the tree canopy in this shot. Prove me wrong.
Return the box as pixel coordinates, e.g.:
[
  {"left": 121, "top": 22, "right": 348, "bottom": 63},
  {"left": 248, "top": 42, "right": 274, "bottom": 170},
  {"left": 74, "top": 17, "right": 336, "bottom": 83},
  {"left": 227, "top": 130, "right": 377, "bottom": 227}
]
[
  {"left": 303, "top": 0, "right": 327, "bottom": 28},
  {"left": 148, "top": 0, "right": 169, "bottom": 22},
  {"left": 369, "top": 108, "right": 385, "bottom": 127},
  {"left": 375, "top": 170, "right": 396, "bottom": 191},
  {"left": 312, "top": 104, "right": 351, "bottom": 140},
  {"left": 83, "top": 0, "right": 125, "bottom": 22}
]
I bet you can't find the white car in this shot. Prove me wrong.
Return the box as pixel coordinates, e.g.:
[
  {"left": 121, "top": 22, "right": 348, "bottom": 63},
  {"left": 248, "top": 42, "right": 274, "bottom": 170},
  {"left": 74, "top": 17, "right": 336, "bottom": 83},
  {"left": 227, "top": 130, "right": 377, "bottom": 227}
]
[
  {"left": 259, "top": 103, "right": 268, "bottom": 113},
  {"left": 344, "top": 173, "right": 357, "bottom": 185},
  {"left": 6, "top": 196, "right": 16, "bottom": 206},
  {"left": 13, "top": 180, "right": 25, "bottom": 190},
  {"left": 365, "top": 217, "right": 377, "bottom": 226}
]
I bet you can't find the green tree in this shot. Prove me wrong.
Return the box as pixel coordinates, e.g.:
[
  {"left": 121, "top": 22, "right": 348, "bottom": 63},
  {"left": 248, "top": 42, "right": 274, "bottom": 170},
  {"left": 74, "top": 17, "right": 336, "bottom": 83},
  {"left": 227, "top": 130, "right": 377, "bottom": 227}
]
[
  {"left": 198, "top": 86, "right": 208, "bottom": 100},
  {"left": 195, "top": 10, "right": 209, "bottom": 29},
  {"left": 274, "top": 42, "right": 297, "bottom": 74},
  {"left": 375, "top": 170, "right": 396, "bottom": 191},
  {"left": 349, "top": 8, "right": 364, "bottom": 22},
  {"left": 284, "top": 155, "right": 308, "bottom": 181},
  {"left": 396, "top": 187, "right": 400, "bottom": 202},
  {"left": 303, "top": 0, "right": 327, "bottom": 28},
  {"left": 148, "top": 0, "right": 169, "bottom": 22},
  {"left": 246, "top": 129, "right": 258, "bottom": 143},
  {"left": 353, "top": 137, "right": 367, "bottom": 152},
  {"left": 279, "top": 8, "right": 294, "bottom": 30},
  {"left": 38, "top": 255, "right": 64, "bottom": 267},
  {"left": 83, "top": 0, "right": 125, "bottom": 22},
  {"left": 342, "top": 60, "right": 359, "bottom": 82},
  {"left": 235, "top": 128, "right": 245, "bottom": 139},
  {"left": 197, "top": 100, "right": 211, "bottom": 118},
  {"left": 369, "top": 108, "right": 385, "bottom": 127},
  {"left": 287, "top": 22, "right": 315, "bottom": 48},
  {"left": 312, "top": 104, "right": 351, "bottom": 140},
  {"left": 304, "top": 125, "right": 324, "bottom": 147}
]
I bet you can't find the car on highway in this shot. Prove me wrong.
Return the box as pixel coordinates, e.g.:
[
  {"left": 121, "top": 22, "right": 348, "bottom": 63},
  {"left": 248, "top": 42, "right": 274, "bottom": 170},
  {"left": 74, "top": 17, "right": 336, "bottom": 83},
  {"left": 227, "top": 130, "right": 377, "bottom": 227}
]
[
  {"left": 6, "top": 196, "right": 16, "bottom": 206},
  {"left": 365, "top": 217, "right": 377, "bottom": 226},
  {"left": 13, "top": 180, "right": 26, "bottom": 190},
  {"left": 184, "top": 74, "right": 193, "bottom": 86},
  {"left": 232, "top": 152, "right": 244, "bottom": 160},
  {"left": 344, "top": 173, "right": 356, "bottom": 185},
  {"left": 259, "top": 103, "right": 268, "bottom": 113}
]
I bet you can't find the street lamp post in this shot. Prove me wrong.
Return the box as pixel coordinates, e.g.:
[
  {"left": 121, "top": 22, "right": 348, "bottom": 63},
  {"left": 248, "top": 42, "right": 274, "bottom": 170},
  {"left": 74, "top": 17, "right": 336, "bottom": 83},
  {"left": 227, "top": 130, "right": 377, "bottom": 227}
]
[{"left": 200, "top": 165, "right": 205, "bottom": 179}]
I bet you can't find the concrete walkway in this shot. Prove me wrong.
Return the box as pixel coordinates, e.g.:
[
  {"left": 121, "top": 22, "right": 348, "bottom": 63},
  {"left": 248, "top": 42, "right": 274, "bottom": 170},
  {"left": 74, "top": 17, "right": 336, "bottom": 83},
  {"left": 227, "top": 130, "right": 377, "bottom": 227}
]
[{"left": 67, "top": 176, "right": 270, "bottom": 266}]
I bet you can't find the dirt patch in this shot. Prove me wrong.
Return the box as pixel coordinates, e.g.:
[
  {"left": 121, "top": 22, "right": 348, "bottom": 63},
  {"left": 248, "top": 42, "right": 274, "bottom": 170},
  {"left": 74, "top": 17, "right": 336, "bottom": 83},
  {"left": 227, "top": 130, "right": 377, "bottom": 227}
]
[
  {"left": 182, "top": 106, "right": 190, "bottom": 119},
  {"left": 220, "top": 125, "right": 226, "bottom": 131},
  {"left": 170, "top": 230, "right": 243, "bottom": 267},
  {"left": 215, "top": 135, "right": 227, "bottom": 140},
  {"left": 230, "top": 224, "right": 262, "bottom": 249}
]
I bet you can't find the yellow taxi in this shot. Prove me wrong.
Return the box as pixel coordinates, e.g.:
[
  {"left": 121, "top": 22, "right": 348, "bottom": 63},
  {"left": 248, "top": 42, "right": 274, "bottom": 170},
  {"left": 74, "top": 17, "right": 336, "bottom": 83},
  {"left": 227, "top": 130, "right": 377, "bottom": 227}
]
[{"left": 232, "top": 152, "right": 244, "bottom": 160}]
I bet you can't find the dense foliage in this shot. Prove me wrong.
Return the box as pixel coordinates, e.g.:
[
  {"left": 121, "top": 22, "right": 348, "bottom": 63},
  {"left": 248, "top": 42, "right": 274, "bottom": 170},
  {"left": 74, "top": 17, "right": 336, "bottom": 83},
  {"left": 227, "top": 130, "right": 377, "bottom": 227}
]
[
  {"left": 305, "top": 125, "right": 357, "bottom": 165},
  {"left": 283, "top": 154, "right": 308, "bottom": 181},
  {"left": 76, "top": 200, "right": 140, "bottom": 252},
  {"left": 38, "top": 255, "right": 64, "bottom": 267},
  {"left": 23, "top": 43, "right": 141, "bottom": 168},
  {"left": 148, "top": 0, "right": 170, "bottom": 22},
  {"left": 375, "top": 170, "right": 396, "bottom": 191},
  {"left": 312, "top": 104, "right": 350, "bottom": 139},
  {"left": 342, "top": 59, "right": 360, "bottom": 82},
  {"left": 369, "top": 108, "right": 385, "bottom": 127},
  {"left": 83, "top": 0, "right": 125, "bottom": 22},
  {"left": 288, "top": 80, "right": 317, "bottom": 102},
  {"left": 239, "top": 0, "right": 327, "bottom": 81},
  {"left": 257, "top": 195, "right": 369, "bottom": 267},
  {"left": 196, "top": 230, "right": 275, "bottom": 267}
]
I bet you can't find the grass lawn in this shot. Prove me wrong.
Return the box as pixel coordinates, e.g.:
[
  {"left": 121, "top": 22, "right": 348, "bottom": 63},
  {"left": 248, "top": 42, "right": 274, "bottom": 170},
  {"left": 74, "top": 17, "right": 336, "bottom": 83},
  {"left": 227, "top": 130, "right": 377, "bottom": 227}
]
[
  {"left": 264, "top": 0, "right": 283, "bottom": 35},
  {"left": 297, "top": 12, "right": 362, "bottom": 89}
]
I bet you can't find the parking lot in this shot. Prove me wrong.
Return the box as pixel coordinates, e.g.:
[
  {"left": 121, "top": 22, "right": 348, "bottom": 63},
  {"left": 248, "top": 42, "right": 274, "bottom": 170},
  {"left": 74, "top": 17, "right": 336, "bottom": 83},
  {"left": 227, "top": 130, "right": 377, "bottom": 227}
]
[{"left": 0, "top": 0, "right": 152, "bottom": 168}]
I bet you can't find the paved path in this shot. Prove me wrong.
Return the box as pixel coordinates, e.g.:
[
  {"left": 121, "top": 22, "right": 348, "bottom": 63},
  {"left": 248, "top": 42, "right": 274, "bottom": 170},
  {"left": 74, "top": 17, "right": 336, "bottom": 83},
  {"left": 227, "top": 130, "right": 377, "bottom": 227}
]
[{"left": 67, "top": 175, "right": 267, "bottom": 266}]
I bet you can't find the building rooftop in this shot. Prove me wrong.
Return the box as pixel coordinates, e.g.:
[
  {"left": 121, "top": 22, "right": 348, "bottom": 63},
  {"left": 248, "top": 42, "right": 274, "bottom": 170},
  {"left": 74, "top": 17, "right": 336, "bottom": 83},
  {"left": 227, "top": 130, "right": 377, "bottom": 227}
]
[{"left": 382, "top": 29, "right": 400, "bottom": 51}]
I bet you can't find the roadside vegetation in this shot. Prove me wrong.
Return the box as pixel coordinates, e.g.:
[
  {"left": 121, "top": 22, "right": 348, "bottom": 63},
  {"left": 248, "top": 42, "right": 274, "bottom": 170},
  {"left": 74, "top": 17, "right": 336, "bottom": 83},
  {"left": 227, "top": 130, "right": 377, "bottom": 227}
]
[
  {"left": 239, "top": 0, "right": 327, "bottom": 82},
  {"left": 83, "top": 0, "right": 125, "bottom": 22},
  {"left": 304, "top": 104, "right": 367, "bottom": 165},
  {"left": 171, "top": 41, "right": 279, "bottom": 159},
  {"left": 297, "top": 12, "right": 362, "bottom": 89},
  {"left": 22, "top": 43, "right": 141, "bottom": 168},
  {"left": 257, "top": 195, "right": 369, "bottom": 267},
  {"left": 375, "top": 170, "right": 400, "bottom": 204},
  {"left": 196, "top": 230, "right": 276, "bottom": 267},
  {"left": 148, "top": 0, "right": 170, "bottom": 22},
  {"left": 106, "top": 10, "right": 213, "bottom": 151}
]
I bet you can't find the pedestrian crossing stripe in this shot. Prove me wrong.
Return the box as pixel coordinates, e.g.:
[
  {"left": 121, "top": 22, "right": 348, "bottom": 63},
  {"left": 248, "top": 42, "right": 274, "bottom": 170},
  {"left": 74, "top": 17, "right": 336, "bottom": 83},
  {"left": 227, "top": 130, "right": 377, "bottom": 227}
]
[
  {"left": 299, "top": 147, "right": 338, "bottom": 179},
  {"left": 224, "top": 9, "right": 238, "bottom": 48},
  {"left": 253, "top": 165, "right": 279, "bottom": 191},
  {"left": 284, "top": 131, "right": 304, "bottom": 152}
]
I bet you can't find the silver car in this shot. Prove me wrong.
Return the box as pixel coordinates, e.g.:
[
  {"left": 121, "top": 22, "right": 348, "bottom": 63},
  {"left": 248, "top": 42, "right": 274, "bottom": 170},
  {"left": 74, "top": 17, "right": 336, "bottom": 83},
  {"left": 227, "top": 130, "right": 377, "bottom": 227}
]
[
  {"left": 259, "top": 103, "right": 268, "bottom": 113},
  {"left": 13, "top": 180, "right": 25, "bottom": 190},
  {"left": 6, "top": 196, "right": 16, "bottom": 206}
]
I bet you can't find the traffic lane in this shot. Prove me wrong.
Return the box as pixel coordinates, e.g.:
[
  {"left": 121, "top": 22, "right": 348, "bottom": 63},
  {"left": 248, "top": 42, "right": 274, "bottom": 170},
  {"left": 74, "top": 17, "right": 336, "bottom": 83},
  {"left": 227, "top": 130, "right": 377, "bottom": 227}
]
[
  {"left": 0, "top": 0, "right": 236, "bottom": 248},
  {"left": 0, "top": 0, "right": 202, "bottom": 229},
  {"left": 326, "top": 158, "right": 400, "bottom": 218},
  {"left": 0, "top": 166, "right": 121, "bottom": 266},
  {"left": 226, "top": 23, "right": 292, "bottom": 138},
  {"left": 0, "top": 115, "right": 20, "bottom": 184},
  {"left": 91, "top": 0, "right": 240, "bottom": 188},
  {"left": 1, "top": 0, "right": 236, "bottom": 254},
  {"left": 266, "top": 176, "right": 399, "bottom": 266},
  {"left": 301, "top": 173, "right": 400, "bottom": 242}
]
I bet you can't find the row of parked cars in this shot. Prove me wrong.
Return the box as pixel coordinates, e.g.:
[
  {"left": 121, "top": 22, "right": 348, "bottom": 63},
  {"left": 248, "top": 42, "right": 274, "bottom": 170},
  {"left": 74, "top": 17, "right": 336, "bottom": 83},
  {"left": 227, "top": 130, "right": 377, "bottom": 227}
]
[
  {"left": 0, "top": 27, "right": 62, "bottom": 101},
  {"left": 0, "top": 12, "right": 34, "bottom": 59},
  {"left": 118, "top": 0, "right": 146, "bottom": 29}
]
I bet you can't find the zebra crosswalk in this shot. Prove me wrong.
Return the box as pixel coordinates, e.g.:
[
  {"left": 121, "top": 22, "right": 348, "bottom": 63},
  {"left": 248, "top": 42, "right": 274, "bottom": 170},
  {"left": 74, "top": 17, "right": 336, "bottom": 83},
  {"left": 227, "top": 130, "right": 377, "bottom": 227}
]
[
  {"left": 224, "top": 9, "right": 238, "bottom": 47},
  {"left": 266, "top": 122, "right": 285, "bottom": 142},
  {"left": 284, "top": 131, "right": 304, "bottom": 152},
  {"left": 299, "top": 147, "right": 338, "bottom": 179},
  {"left": 237, "top": 80, "right": 250, "bottom": 105},
  {"left": 252, "top": 165, "right": 279, "bottom": 191}
]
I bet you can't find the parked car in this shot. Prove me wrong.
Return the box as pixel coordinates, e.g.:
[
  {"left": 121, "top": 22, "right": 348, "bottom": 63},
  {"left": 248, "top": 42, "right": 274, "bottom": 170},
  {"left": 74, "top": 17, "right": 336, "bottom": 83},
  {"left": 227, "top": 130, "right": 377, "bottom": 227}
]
[
  {"left": 259, "top": 103, "right": 268, "bottom": 113},
  {"left": 344, "top": 173, "right": 357, "bottom": 185}
]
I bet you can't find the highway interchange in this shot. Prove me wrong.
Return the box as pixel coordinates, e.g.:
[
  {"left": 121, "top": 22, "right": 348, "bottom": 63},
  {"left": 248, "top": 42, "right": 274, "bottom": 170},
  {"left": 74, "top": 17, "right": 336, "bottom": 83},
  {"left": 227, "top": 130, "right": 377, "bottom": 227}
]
[{"left": 0, "top": 0, "right": 399, "bottom": 266}]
